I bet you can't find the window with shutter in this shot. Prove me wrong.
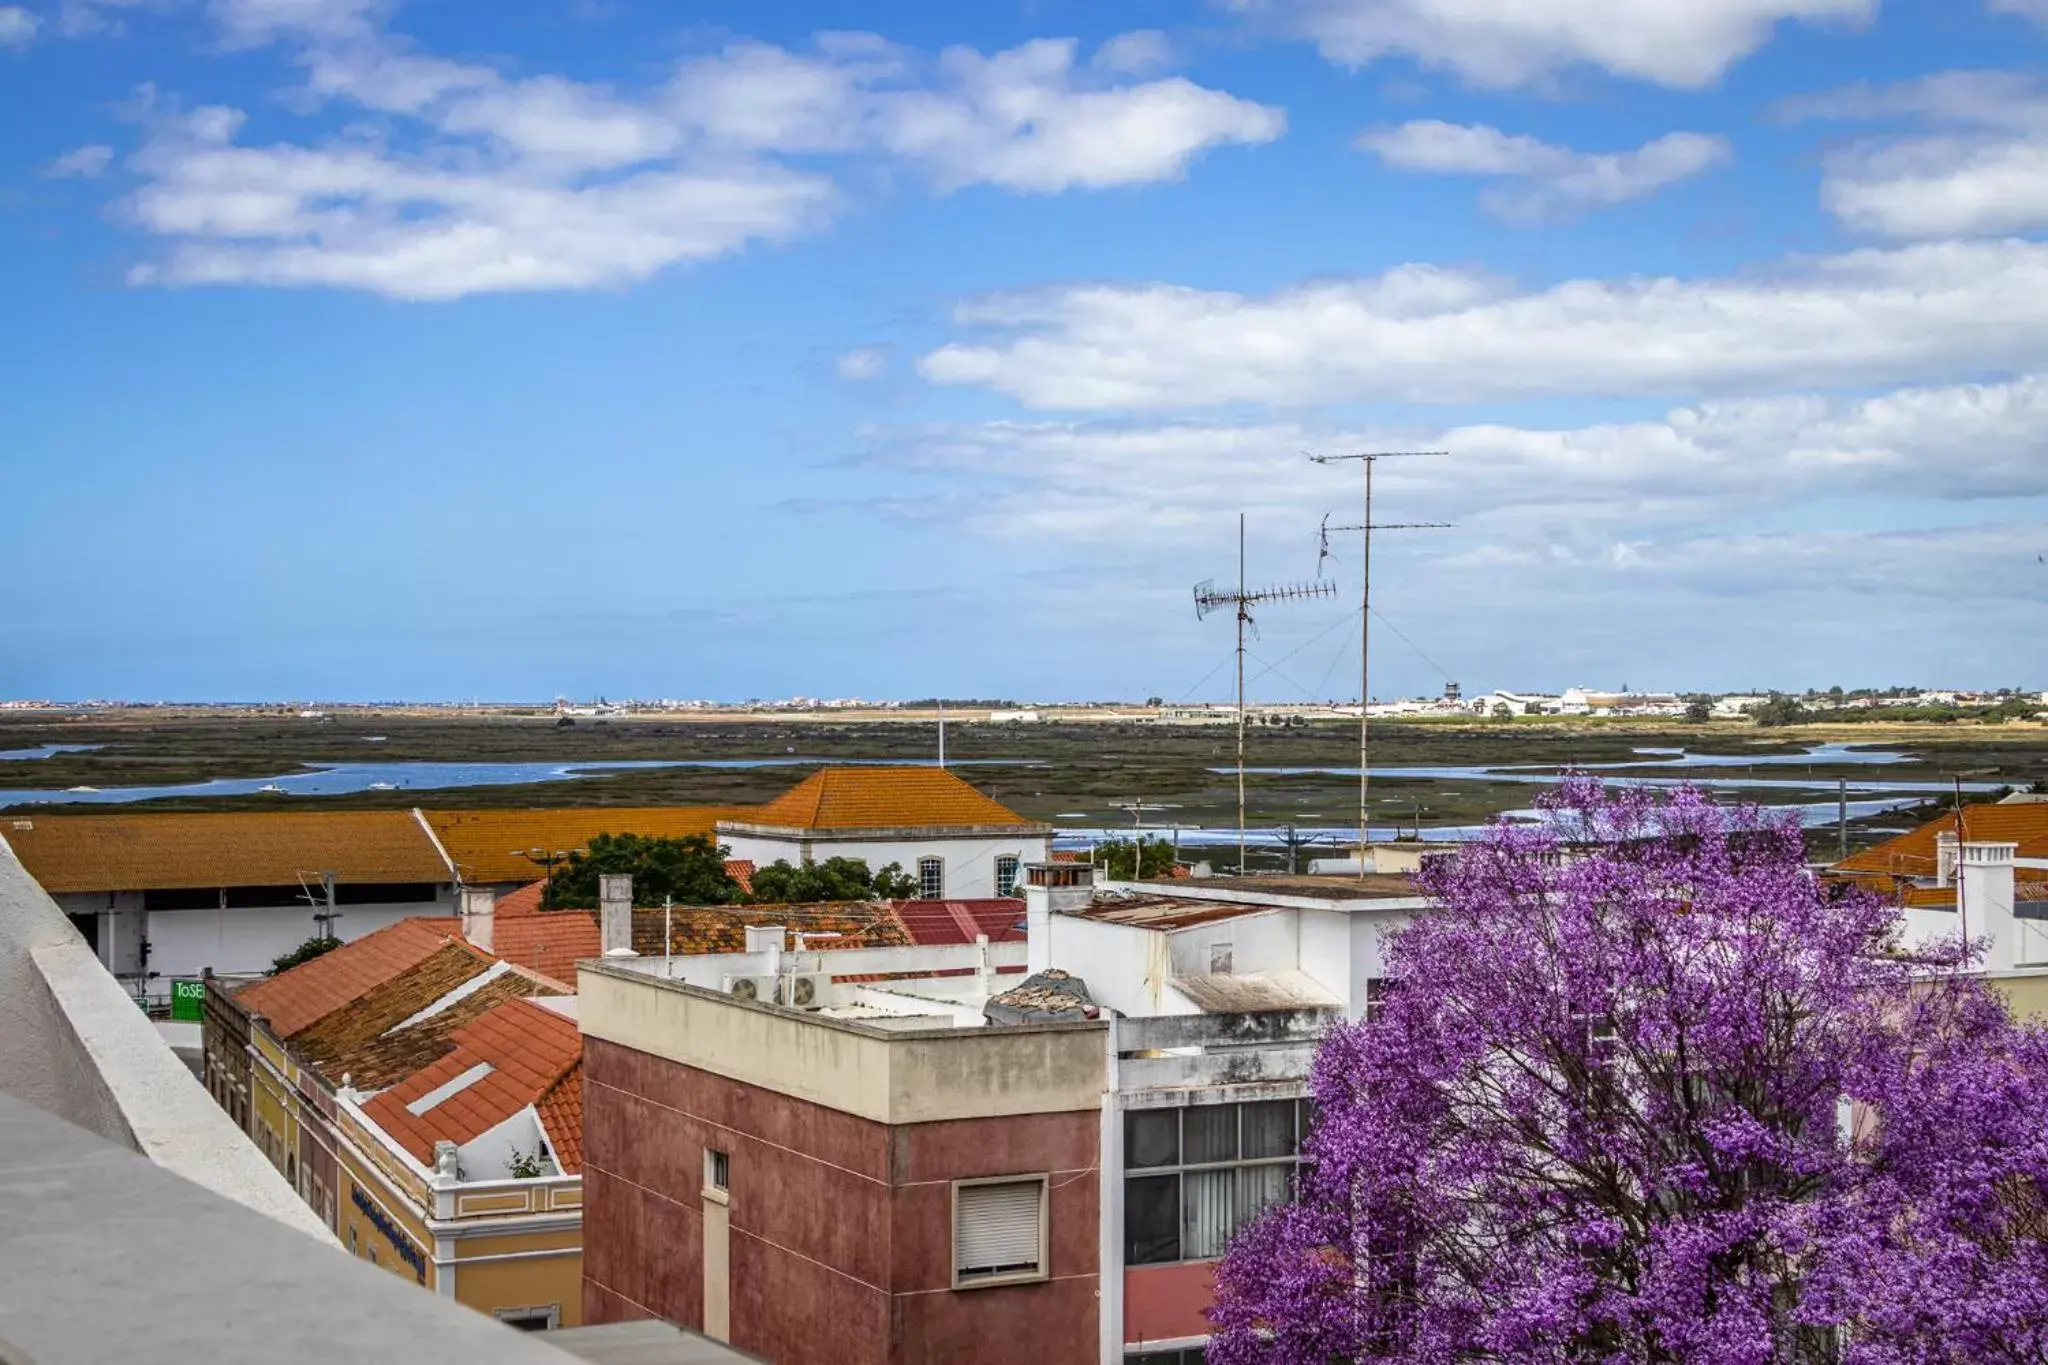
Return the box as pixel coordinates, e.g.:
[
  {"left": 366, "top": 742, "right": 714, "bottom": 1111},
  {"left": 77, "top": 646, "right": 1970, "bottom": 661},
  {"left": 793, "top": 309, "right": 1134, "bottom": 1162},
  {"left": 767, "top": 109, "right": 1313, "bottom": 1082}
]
[{"left": 953, "top": 1177, "right": 1046, "bottom": 1287}]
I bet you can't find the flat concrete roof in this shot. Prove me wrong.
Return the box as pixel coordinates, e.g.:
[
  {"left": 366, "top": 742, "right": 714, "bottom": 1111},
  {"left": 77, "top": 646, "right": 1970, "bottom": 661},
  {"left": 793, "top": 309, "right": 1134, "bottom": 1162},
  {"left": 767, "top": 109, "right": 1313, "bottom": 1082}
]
[
  {"left": 0, "top": 1093, "right": 574, "bottom": 1365},
  {"left": 552, "top": 1321, "right": 767, "bottom": 1365}
]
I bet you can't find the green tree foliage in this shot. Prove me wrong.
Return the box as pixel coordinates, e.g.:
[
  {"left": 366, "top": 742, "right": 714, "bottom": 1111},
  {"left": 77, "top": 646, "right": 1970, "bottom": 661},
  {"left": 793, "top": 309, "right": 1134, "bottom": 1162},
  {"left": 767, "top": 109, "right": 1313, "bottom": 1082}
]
[
  {"left": 1747, "top": 695, "right": 1810, "bottom": 728},
  {"left": 271, "top": 934, "right": 340, "bottom": 974},
  {"left": 748, "top": 856, "right": 916, "bottom": 903},
  {"left": 542, "top": 833, "right": 742, "bottom": 909},
  {"left": 1490, "top": 703, "right": 1515, "bottom": 721},
  {"left": 1099, "top": 835, "right": 1179, "bottom": 880},
  {"left": 1685, "top": 696, "right": 1714, "bottom": 723}
]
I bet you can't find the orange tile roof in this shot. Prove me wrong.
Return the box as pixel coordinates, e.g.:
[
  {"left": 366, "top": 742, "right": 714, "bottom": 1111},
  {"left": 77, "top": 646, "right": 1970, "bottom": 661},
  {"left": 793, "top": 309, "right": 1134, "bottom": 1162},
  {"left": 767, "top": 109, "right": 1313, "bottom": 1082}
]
[
  {"left": 362, "top": 997, "right": 581, "bottom": 1167},
  {"left": 334, "top": 969, "right": 560, "bottom": 1091},
  {"left": 1834, "top": 804, "right": 2048, "bottom": 884},
  {"left": 734, "top": 767, "right": 1035, "bottom": 832},
  {"left": 1, "top": 811, "right": 451, "bottom": 893},
  {"left": 285, "top": 940, "right": 499, "bottom": 1077},
  {"left": 236, "top": 918, "right": 461, "bottom": 1038},
  {"left": 726, "top": 859, "right": 755, "bottom": 895},
  {"left": 422, "top": 806, "right": 752, "bottom": 885},
  {"left": 537, "top": 1062, "right": 584, "bottom": 1175},
  {"left": 497, "top": 909, "right": 600, "bottom": 985}
]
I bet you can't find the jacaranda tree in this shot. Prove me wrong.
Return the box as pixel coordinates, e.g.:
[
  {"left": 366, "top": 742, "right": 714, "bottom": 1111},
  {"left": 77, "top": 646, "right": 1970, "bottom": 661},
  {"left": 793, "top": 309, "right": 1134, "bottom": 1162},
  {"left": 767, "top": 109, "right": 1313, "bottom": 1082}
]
[{"left": 1210, "top": 778, "right": 2048, "bottom": 1364}]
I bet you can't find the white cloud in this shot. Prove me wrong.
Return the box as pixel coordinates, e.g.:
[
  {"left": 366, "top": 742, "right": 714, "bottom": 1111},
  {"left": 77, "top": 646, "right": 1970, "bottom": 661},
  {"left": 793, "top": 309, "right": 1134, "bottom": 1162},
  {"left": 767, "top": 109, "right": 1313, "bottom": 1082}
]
[
  {"left": 1357, "top": 120, "right": 1729, "bottom": 221},
  {"left": 119, "top": 22, "right": 1283, "bottom": 298},
  {"left": 1222, "top": 0, "right": 1873, "bottom": 90},
  {"left": 46, "top": 143, "right": 114, "bottom": 177},
  {"left": 1092, "top": 29, "right": 1175, "bottom": 76},
  {"left": 918, "top": 239, "right": 2048, "bottom": 410},
  {"left": 1989, "top": 0, "right": 2048, "bottom": 26},
  {"left": 0, "top": 5, "right": 38, "bottom": 46},
  {"left": 1785, "top": 70, "right": 2048, "bottom": 238},
  {"left": 836, "top": 347, "right": 886, "bottom": 381},
  {"left": 865, "top": 373, "right": 2048, "bottom": 545}
]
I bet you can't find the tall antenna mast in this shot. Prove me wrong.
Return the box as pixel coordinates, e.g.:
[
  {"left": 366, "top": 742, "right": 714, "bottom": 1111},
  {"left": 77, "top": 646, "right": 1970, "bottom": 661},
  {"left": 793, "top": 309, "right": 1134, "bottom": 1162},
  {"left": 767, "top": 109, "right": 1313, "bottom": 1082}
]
[
  {"left": 1309, "top": 451, "right": 1451, "bottom": 880},
  {"left": 1195, "top": 513, "right": 1338, "bottom": 875}
]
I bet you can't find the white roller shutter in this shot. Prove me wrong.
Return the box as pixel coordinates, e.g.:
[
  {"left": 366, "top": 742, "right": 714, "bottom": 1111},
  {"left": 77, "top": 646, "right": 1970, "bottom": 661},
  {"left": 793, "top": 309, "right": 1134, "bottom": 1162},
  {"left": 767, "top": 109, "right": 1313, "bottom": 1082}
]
[{"left": 955, "top": 1179, "right": 1043, "bottom": 1278}]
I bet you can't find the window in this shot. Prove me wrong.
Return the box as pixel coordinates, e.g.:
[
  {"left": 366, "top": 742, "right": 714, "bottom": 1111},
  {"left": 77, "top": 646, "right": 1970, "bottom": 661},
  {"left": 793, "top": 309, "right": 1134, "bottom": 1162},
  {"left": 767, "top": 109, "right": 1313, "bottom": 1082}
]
[
  {"left": 918, "top": 857, "right": 945, "bottom": 900},
  {"left": 994, "top": 855, "right": 1020, "bottom": 898},
  {"left": 1207, "top": 941, "right": 1233, "bottom": 975},
  {"left": 347, "top": 1226, "right": 358, "bottom": 1255},
  {"left": 335, "top": 882, "right": 441, "bottom": 905},
  {"left": 1364, "top": 977, "right": 1388, "bottom": 1020},
  {"left": 1124, "top": 1101, "right": 1306, "bottom": 1266},
  {"left": 494, "top": 1305, "right": 561, "bottom": 1332},
  {"left": 143, "top": 887, "right": 220, "bottom": 911},
  {"left": 706, "top": 1148, "right": 729, "bottom": 1194},
  {"left": 953, "top": 1177, "right": 1047, "bottom": 1287},
  {"left": 225, "top": 885, "right": 322, "bottom": 909}
]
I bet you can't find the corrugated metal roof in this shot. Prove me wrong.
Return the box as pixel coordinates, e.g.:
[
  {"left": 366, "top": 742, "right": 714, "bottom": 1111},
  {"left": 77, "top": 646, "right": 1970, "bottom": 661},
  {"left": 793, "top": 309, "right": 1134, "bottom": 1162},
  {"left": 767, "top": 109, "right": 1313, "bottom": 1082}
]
[{"left": 1171, "top": 970, "right": 1342, "bottom": 1013}]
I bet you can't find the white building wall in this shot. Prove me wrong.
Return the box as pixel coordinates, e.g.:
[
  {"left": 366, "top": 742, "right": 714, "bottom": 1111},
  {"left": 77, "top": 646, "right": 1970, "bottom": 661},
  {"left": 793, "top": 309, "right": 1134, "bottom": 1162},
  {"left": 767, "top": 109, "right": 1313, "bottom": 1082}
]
[
  {"left": 719, "top": 831, "right": 1051, "bottom": 900},
  {"left": 1042, "top": 915, "right": 1198, "bottom": 1018},
  {"left": 145, "top": 899, "right": 443, "bottom": 980},
  {"left": 1164, "top": 910, "right": 1297, "bottom": 978},
  {"left": 1296, "top": 908, "right": 1353, "bottom": 1009},
  {"left": 1347, "top": 910, "right": 1415, "bottom": 1018}
]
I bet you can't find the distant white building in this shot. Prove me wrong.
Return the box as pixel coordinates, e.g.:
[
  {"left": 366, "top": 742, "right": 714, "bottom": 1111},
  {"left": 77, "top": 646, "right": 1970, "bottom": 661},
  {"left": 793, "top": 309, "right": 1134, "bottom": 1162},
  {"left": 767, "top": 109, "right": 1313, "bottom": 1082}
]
[{"left": 716, "top": 767, "right": 1054, "bottom": 901}]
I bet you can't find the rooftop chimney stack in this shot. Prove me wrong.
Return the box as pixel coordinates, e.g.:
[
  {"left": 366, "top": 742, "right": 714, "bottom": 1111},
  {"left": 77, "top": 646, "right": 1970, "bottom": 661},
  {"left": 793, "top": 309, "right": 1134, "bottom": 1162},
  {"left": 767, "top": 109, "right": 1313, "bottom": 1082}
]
[
  {"left": 1936, "top": 831, "right": 1960, "bottom": 887},
  {"left": 1962, "top": 841, "right": 2020, "bottom": 972},
  {"left": 1021, "top": 863, "right": 1095, "bottom": 976},
  {"left": 600, "top": 874, "right": 635, "bottom": 957},
  {"left": 458, "top": 886, "right": 496, "bottom": 953}
]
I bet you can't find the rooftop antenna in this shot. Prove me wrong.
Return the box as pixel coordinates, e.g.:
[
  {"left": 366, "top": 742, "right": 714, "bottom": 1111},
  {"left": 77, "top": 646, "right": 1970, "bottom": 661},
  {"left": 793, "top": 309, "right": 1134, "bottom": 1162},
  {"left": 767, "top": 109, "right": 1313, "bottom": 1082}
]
[
  {"left": 1309, "top": 451, "right": 1452, "bottom": 881},
  {"left": 1195, "top": 513, "right": 1338, "bottom": 876}
]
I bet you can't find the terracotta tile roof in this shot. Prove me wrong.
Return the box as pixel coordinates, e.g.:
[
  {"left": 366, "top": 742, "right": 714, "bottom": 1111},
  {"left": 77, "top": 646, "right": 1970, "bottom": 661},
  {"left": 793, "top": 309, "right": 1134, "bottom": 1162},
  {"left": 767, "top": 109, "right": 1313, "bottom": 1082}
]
[
  {"left": 631, "top": 902, "right": 910, "bottom": 956},
  {"left": 725, "top": 859, "right": 755, "bottom": 895},
  {"left": 336, "top": 969, "right": 561, "bottom": 1091},
  {"left": 889, "top": 898, "right": 1027, "bottom": 946},
  {"left": 496, "top": 909, "right": 599, "bottom": 985},
  {"left": 422, "top": 806, "right": 753, "bottom": 885},
  {"left": 1834, "top": 804, "right": 2048, "bottom": 882},
  {"left": 734, "top": 767, "right": 1035, "bottom": 832},
  {"left": 286, "top": 940, "right": 499, "bottom": 1078},
  {"left": 235, "top": 918, "right": 461, "bottom": 1038},
  {"left": 1, "top": 811, "right": 451, "bottom": 893},
  {"left": 362, "top": 997, "right": 581, "bottom": 1167},
  {"left": 537, "top": 1063, "right": 584, "bottom": 1175}
]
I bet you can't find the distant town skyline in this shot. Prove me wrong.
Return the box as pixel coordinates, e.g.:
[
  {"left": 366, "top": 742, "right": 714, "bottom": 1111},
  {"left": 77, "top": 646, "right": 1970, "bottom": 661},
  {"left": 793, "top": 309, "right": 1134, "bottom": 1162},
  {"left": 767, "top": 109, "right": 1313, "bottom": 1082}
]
[{"left": 4, "top": 0, "right": 2045, "bottom": 702}]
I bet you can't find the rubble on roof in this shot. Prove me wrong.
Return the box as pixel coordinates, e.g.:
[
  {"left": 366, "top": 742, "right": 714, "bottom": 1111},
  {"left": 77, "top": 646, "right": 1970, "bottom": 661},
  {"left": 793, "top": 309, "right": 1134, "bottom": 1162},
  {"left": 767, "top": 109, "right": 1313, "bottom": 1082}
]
[{"left": 983, "top": 969, "right": 1098, "bottom": 1025}]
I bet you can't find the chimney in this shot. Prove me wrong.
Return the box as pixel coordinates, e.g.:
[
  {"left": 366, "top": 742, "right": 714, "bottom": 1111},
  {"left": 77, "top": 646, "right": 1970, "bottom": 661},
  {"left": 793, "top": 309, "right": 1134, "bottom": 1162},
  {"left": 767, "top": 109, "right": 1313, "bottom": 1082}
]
[
  {"left": 1022, "top": 863, "right": 1094, "bottom": 976},
  {"left": 600, "top": 874, "right": 635, "bottom": 957},
  {"left": 1962, "top": 841, "right": 2019, "bottom": 972},
  {"left": 744, "top": 925, "right": 784, "bottom": 978},
  {"left": 1936, "top": 831, "right": 1959, "bottom": 887},
  {"left": 459, "top": 886, "right": 496, "bottom": 953}
]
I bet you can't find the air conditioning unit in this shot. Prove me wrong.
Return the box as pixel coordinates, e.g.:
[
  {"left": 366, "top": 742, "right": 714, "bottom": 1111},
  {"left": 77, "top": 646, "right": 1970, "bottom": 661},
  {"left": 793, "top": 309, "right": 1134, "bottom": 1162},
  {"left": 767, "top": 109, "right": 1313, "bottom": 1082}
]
[
  {"left": 723, "top": 974, "right": 780, "bottom": 1004},
  {"left": 787, "top": 973, "right": 833, "bottom": 1009}
]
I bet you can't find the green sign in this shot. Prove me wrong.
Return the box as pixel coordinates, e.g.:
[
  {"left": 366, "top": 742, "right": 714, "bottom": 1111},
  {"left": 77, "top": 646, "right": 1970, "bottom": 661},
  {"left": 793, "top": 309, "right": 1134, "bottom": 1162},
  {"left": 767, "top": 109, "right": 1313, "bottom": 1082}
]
[{"left": 170, "top": 979, "right": 206, "bottom": 1023}]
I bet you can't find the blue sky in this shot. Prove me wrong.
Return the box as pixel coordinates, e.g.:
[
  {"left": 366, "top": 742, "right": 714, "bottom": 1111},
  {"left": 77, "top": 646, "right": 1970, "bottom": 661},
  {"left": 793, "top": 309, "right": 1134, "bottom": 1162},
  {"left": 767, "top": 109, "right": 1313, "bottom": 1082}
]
[{"left": 2, "top": 0, "right": 2045, "bottom": 703}]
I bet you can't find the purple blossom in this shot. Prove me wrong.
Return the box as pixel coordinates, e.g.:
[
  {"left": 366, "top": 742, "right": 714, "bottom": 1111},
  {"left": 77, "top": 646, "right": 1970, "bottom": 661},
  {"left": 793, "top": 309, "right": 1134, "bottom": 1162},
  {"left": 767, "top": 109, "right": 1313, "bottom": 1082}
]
[{"left": 1210, "top": 778, "right": 2048, "bottom": 1364}]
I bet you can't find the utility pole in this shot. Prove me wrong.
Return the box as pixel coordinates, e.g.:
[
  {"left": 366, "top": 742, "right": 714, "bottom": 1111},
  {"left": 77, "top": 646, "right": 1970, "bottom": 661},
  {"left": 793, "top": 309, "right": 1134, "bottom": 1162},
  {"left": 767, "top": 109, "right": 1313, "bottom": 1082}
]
[
  {"left": 1195, "top": 514, "right": 1336, "bottom": 876},
  {"left": 1309, "top": 451, "right": 1451, "bottom": 879}
]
